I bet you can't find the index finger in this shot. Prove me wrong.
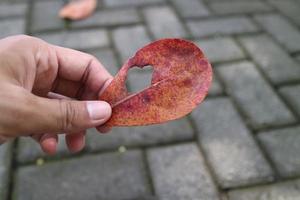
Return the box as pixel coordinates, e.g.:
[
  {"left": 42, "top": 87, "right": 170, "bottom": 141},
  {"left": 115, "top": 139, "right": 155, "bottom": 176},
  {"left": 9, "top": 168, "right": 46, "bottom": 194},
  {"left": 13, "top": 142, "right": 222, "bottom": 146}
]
[{"left": 53, "top": 45, "right": 113, "bottom": 99}]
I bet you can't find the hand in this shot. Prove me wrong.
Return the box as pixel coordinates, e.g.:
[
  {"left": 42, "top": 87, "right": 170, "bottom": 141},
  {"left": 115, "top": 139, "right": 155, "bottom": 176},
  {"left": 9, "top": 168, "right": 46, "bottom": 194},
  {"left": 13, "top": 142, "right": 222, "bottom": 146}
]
[{"left": 0, "top": 35, "right": 113, "bottom": 154}]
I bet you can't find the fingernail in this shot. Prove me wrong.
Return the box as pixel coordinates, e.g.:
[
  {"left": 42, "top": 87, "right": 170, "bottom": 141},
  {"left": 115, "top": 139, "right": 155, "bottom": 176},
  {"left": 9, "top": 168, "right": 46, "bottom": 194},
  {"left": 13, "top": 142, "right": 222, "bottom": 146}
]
[{"left": 87, "top": 101, "right": 111, "bottom": 121}]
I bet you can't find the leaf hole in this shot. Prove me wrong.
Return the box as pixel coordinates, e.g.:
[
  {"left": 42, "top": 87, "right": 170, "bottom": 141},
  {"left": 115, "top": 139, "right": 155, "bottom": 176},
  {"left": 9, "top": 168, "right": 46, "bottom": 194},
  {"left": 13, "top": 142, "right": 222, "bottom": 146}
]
[{"left": 126, "top": 65, "right": 153, "bottom": 94}]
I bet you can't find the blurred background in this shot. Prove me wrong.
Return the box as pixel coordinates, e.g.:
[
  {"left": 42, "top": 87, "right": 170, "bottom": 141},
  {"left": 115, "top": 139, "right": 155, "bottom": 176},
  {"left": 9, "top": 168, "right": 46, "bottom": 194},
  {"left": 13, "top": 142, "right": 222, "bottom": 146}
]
[{"left": 1, "top": 0, "right": 300, "bottom": 199}]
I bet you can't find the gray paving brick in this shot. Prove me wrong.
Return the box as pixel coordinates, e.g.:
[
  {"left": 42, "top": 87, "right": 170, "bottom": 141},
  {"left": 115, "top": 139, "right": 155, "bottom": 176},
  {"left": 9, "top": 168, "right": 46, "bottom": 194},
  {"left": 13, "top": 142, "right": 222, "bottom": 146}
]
[
  {"left": 209, "top": 75, "right": 223, "bottom": 96},
  {"left": 112, "top": 25, "right": 151, "bottom": 62},
  {"left": 0, "top": 3, "right": 27, "bottom": 18},
  {"left": 268, "top": 0, "right": 300, "bottom": 26},
  {"left": 86, "top": 48, "right": 119, "bottom": 76},
  {"left": 71, "top": 8, "right": 140, "bottom": 28},
  {"left": 195, "top": 37, "right": 245, "bottom": 63},
  {"left": 0, "top": 18, "right": 25, "bottom": 39},
  {"left": 0, "top": 142, "right": 12, "bottom": 200},
  {"left": 127, "top": 69, "right": 153, "bottom": 92},
  {"left": 14, "top": 150, "right": 151, "bottom": 200},
  {"left": 209, "top": 1, "right": 272, "bottom": 14},
  {"left": 192, "top": 98, "right": 274, "bottom": 188},
  {"left": 217, "top": 61, "right": 296, "bottom": 129},
  {"left": 188, "top": 16, "right": 259, "bottom": 38},
  {"left": 258, "top": 126, "right": 300, "bottom": 178},
  {"left": 36, "top": 29, "right": 109, "bottom": 50},
  {"left": 147, "top": 143, "right": 219, "bottom": 200},
  {"left": 143, "top": 6, "right": 187, "bottom": 39},
  {"left": 87, "top": 118, "right": 194, "bottom": 151},
  {"left": 228, "top": 179, "right": 300, "bottom": 200},
  {"left": 238, "top": 35, "right": 300, "bottom": 85},
  {"left": 170, "top": 0, "right": 210, "bottom": 18},
  {"left": 279, "top": 85, "right": 300, "bottom": 117},
  {"left": 104, "top": 0, "right": 163, "bottom": 7},
  {"left": 30, "top": 1, "right": 64, "bottom": 33},
  {"left": 16, "top": 136, "right": 70, "bottom": 164},
  {"left": 254, "top": 14, "right": 300, "bottom": 53}
]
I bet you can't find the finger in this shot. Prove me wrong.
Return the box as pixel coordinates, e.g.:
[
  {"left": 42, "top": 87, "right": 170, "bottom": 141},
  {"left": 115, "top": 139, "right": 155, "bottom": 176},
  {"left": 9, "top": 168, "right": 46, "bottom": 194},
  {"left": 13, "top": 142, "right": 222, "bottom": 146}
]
[
  {"left": 96, "top": 126, "right": 111, "bottom": 134},
  {"left": 66, "top": 131, "right": 85, "bottom": 153},
  {"left": 39, "top": 133, "right": 58, "bottom": 155},
  {"left": 52, "top": 45, "right": 113, "bottom": 100}
]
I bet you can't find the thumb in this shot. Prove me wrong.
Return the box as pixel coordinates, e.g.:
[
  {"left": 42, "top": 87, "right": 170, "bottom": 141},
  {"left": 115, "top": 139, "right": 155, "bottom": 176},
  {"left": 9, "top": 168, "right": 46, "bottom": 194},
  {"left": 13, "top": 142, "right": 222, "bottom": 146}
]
[{"left": 28, "top": 96, "right": 112, "bottom": 134}]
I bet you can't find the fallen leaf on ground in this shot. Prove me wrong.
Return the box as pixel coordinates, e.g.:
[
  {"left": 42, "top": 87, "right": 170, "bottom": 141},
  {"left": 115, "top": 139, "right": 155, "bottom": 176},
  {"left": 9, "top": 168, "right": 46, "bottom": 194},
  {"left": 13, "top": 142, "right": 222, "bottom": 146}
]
[
  {"left": 100, "top": 38, "right": 212, "bottom": 127},
  {"left": 59, "top": 0, "right": 97, "bottom": 20}
]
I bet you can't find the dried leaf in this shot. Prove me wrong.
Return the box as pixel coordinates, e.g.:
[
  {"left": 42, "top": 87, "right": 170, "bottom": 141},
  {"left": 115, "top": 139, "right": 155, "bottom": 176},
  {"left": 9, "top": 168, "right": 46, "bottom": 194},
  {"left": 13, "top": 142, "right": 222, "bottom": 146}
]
[
  {"left": 100, "top": 39, "right": 212, "bottom": 127},
  {"left": 59, "top": 0, "right": 97, "bottom": 20}
]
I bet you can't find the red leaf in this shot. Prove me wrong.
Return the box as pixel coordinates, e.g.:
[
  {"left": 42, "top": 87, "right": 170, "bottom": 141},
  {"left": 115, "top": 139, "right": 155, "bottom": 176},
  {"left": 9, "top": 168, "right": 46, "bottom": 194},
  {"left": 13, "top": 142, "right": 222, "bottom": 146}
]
[
  {"left": 59, "top": 0, "right": 97, "bottom": 20},
  {"left": 100, "top": 38, "right": 212, "bottom": 127}
]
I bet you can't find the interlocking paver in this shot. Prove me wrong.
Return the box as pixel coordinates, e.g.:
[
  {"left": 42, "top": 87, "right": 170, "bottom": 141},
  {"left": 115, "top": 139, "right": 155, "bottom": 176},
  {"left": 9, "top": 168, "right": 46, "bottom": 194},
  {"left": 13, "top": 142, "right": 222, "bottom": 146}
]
[
  {"left": 0, "top": 142, "right": 12, "bottom": 200},
  {"left": 147, "top": 143, "right": 219, "bottom": 200},
  {"left": 87, "top": 118, "right": 194, "bottom": 151},
  {"left": 87, "top": 48, "right": 119, "bottom": 75},
  {"left": 170, "top": 0, "right": 210, "bottom": 18},
  {"left": 127, "top": 69, "right": 153, "bottom": 92},
  {"left": 279, "top": 85, "right": 300, "bottom": 117},
  {"left": 228, "top": 179, "right": 300, "bottom": 200},
  {"left": 112, "top": 25, "right": 151, "bottom": 62},
  {"left": 104, "top": 0, "right": 163, "bottom": 7},
  {"left": 195, "top": 37, "right": 245, "bottom": 63},
  {"left": 192, "top": 98, "right": 274, "bottom": 188},
  {"left": 258, "top": 126, "right": 300, "bottom": 178},
  {"left": 30, "top": 1, "right": 64, "bottom": 33},
  {"left": 14, "top": 150, "right": 151, "bottom": 200},
  {"left": 187, "top": 16, "right": 259, "bottom": 38},
  {"left": 143, "top": 6, "right": 187, "bottom": 39},
  {"left": 0, "top": 3, "right": 27, "bottom": 18},
  {"left": 238, "top": 35, "right": 300, "bottom": 85},
  {"left": 0, "top": 18, "right": 25, "bottom": 38},
  {"left": 217, "top": 61, "right": 296, "bottom": 129},
  {"left": 209, "top": 76, "right": 223, "bottom": 96},
  {"left": 35, "top": 29, "right": 109, "bottom": 50},
  {"left": 209, "top": 0, "right": 272, "bottom": 14},
  {"left": 254, "top": 14, "right": 300, "bottom": 53},
  {"left": 71, "top": 8, "right": 140, "bottom": 28},
  {"left": 268, "top": 0, "right": 300, "bottom": 26},
  {"left": 16, "top": 136, "right": 69, "bottom": 164}
]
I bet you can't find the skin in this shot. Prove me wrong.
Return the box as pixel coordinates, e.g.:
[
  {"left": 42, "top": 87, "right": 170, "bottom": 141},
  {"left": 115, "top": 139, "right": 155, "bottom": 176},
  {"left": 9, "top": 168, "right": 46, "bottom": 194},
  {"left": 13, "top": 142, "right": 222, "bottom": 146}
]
[{"left": 0, "top": 35, "right": 113, "bottom": 154}]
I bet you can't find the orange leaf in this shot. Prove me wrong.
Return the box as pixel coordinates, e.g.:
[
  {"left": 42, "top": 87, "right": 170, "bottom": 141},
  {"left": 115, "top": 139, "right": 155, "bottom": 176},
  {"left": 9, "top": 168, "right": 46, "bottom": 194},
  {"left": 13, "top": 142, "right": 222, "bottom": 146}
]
[
  {"left": 59, "top": 0, "right": 97, "bottom": 20},
  {"left": 100, "top": 39, "right": 212, "bottom": 127}
]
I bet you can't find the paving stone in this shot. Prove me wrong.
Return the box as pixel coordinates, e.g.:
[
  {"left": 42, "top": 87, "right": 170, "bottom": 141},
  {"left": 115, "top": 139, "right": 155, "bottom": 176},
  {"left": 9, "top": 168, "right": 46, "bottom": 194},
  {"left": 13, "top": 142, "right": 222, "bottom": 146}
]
[
  {"left": 0, "top": 142, "right": 12, "bottom": 200},
  {"left": 0, "top": 18, "right": 25, "bottom": 39},
  {"left": 127, "top": 69, "right": 153, "bottom": 92},
  {"left": 195, "top": 37, "right": 245, "bottom": 63},
  {"left": 217, "top": 61, "right": 296, "bottom": 129},
  {"left": 112, "top": 25, "right": 151, "bottom": 62},
  {"left": 228, "top": 179, "right": 300, "bottom": 200},
  {"left": 187, "top": 16, "right": 259, "bottom": 38},
  {"left": 268, "top": 0, "right": 300, "bottom": 26},
  {"left": 279, "top": 85, "right": 300, "bottom": 117},
  {"left": 209, "top": 0, "right": 272, "bottom": 14},
  {"left": 86, "top": 48, "right": 119, "bottom": 76},
  {"left": 143, "top": 6, "right": 187, "bottom": 39},
  {"left": 192, "top": 98, "right": 274, "bottom": 188},
  {"left": 0, "top": 3, "right": 27, "bottom": 18},
  {"left": 147, "top": 143, "right": 219, "bottom": 200},
  {"left": 209, "top": 75, "right": 223, "bottom": 96},
  {"left": 170, "top": 0, "right": 210, "bottom": 18},
  {"left": 238, "top": 35, "right": 300, "bottom": 85},
  {"left": 254, "top": 14, "right": 300, "bottom": 53},
  {"left": 30, "top": 1, "right": 65, "bottom": 33},
  {"left": 258, "top": 126, "right": 300, "bottom": 178},
  {"left": 16, "top": 136, "right": 70, "bottom": 164},
  {"left": 71, "top": 8, "right": 140, "bottom": 28},
  {"left": 36, "top": 29, "right": 109, "bottom": 50},
  {"left": 104, "top": 0, "right": 163, "bottom": 7},
  {"left": 14, "top": 150, "right": 151, "bottom": 200},
  {"left": 87, "top": 118, "right": 194, "bottom": 151}
]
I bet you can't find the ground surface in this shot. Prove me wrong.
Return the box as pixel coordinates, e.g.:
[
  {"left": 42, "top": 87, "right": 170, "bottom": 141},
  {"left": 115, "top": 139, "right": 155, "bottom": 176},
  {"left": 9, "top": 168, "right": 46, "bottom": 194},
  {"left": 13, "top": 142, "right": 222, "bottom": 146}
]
[{"left": 1, "top": 0, "right": 300, "bottom": 199}]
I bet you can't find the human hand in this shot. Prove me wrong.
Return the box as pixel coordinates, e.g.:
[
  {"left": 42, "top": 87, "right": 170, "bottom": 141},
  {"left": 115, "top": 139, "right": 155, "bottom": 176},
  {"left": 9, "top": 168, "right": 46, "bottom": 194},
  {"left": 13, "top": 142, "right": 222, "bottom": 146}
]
[{"left": 0, "top": 35, "right": 113, "bottom": 154}]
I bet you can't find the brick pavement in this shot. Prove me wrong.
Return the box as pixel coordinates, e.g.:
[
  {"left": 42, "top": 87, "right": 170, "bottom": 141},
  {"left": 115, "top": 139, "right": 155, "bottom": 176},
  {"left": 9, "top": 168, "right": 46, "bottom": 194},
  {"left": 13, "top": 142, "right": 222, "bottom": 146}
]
[{"left": 0, "top": 0, "right": 300, "bottom": 199}]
